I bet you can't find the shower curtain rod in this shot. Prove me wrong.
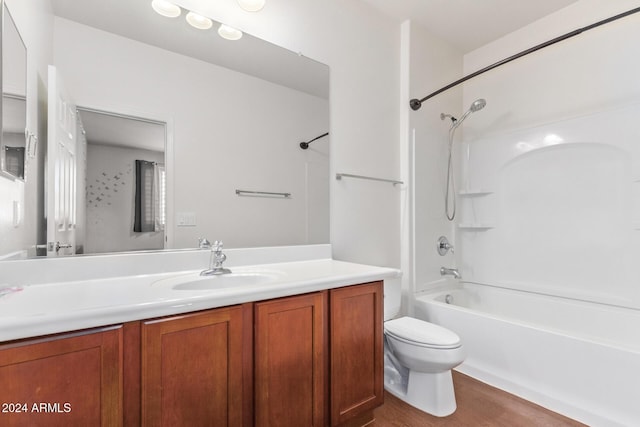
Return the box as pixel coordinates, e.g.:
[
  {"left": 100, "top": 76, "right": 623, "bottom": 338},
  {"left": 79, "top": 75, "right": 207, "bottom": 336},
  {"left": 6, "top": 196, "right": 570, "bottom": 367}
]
[{"left": 409, "top": 6, "right": 640, "bottom": 111}]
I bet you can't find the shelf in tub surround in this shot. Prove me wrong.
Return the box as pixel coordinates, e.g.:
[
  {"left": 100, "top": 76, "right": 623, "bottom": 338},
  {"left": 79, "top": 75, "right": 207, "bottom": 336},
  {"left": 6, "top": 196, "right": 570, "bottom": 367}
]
[
  {"left": 458, "top": 189, "right": 494, "bottom": 196},
  {"left": 457, "top": 224, "right": 495, "bottom": 230}
]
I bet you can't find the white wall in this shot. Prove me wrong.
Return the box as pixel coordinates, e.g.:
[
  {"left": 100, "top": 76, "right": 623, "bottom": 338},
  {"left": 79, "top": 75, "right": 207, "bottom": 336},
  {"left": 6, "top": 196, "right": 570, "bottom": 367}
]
[
  {"left": 0, "top": 0, "right": 52, "bottom": 258},
  {"left": 85, "top": 143, "right": 164, "bottom": 254},
  {"left": 175, "top": 0, "right": 402, "bottom": 267},
  {"left": 52, "top": 17, "right": 329, "bottom": 250},
  {"left": 458, "top": 0, "right": 640, "bottom": 309}
]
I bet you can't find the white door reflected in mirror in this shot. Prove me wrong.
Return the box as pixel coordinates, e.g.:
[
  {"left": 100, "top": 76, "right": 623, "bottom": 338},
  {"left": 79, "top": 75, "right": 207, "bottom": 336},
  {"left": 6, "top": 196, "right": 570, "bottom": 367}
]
[{"left": 46, "top": 65, "right": 78, "bottom": 257}]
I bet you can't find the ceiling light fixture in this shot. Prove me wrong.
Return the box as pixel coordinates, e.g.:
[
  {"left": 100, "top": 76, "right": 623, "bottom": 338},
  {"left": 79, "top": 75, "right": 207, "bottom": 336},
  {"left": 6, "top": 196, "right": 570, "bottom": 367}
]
[
  {"left": 236, "top": 0, "right": 266, "bottom": 12},
  {"left": 151, "top": 0, "right": 181, "bottom": 18},
  {"left": 186, "top": 11, "right": 213, "bottom": 30},
  {"left": 218, "top": 24, "right": 243, "bottom": 41}
]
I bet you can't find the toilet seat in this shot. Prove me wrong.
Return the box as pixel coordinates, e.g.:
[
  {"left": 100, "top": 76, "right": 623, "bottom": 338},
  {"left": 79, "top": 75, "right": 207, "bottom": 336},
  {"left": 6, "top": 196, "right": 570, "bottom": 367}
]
[{"left": 385, "top": 316, "right": 461, "bottom": 349}]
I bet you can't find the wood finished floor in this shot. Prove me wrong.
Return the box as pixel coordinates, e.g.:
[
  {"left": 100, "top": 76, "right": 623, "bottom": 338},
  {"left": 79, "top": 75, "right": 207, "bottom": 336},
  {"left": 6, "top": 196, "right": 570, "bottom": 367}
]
[{"left": 371, "top": 372, "right": 586, "bottom": 427}]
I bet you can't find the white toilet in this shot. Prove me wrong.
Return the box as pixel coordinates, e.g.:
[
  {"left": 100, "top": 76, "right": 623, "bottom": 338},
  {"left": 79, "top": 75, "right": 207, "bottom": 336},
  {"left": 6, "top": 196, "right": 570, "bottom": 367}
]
[{"left": 383, "top": 282, "right": 465, "bottom": 417}]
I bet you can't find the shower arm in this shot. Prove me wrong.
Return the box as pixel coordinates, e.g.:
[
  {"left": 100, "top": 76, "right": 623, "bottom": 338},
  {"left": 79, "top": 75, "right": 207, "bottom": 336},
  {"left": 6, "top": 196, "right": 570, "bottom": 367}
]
[{"left": 299, "top": 132, "right": 329, "bottom": 150}]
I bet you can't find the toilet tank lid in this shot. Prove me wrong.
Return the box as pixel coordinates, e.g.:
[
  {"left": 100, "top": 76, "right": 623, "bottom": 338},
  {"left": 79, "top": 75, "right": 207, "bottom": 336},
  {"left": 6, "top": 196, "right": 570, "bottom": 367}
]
[{"left": 385, "top": 316, "right": 460, "bottom": 347}]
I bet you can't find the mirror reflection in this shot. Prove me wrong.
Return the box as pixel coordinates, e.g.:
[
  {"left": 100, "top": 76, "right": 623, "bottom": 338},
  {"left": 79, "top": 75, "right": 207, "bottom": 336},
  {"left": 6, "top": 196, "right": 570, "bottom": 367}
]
[
  {"left": 79, "top": 109, "right": 166, "bottom": 254},
  {"left": 1, "top": 3, "right": 27, "bottom": 181},
  {"left": 0, "top": 0, "right": 329, "bottom": 260},
  {"left": 1, "top": 95, "right": 25, "bottom": 179}
]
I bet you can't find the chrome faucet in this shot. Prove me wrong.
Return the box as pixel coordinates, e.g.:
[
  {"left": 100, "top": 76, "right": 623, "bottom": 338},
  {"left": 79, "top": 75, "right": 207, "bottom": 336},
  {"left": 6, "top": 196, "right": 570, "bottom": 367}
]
[
  {"left": 198, "top": 237, "right": 212, "bottom": 249},
  {"left": 200, "top": 241, "right": 232, "bottom": 276},
  {"left": 440, "top": 267, "right": 461, "bottom": 279}
]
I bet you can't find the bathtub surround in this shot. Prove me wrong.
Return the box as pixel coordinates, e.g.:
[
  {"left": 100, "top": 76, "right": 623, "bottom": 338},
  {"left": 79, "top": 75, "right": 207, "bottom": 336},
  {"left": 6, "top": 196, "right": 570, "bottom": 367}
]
[
  {"left": 404, "top": 1, "right": 640, "bottom": 425},
  {"left": 406, "top": 0, "right": 640, "bottom": 300},
  {"left": 458, "top": 105, "right": 640, "bottom": 308}
]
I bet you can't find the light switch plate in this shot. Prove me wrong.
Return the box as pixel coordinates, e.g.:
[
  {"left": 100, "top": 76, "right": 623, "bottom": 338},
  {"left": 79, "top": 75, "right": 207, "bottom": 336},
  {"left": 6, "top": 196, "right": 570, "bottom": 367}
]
[{"left": 176, "top": 212, "right": 197, "bottom": 227}]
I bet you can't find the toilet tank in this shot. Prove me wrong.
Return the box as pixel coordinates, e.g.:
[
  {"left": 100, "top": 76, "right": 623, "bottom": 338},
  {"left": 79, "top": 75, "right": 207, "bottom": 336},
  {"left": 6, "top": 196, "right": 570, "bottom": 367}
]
[{"left": 384, "top": 278, "right": 402, "bottom": 321}]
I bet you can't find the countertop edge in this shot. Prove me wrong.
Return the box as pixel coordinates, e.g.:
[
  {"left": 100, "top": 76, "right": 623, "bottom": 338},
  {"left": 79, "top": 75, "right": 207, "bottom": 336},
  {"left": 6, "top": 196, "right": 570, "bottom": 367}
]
[{"left": 0, "top": 262, "right": 400, "bottom": 342}]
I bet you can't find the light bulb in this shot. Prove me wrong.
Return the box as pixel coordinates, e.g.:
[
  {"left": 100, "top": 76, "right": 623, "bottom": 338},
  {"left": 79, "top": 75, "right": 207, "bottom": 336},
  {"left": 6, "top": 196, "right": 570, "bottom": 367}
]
[
  {"left": 186, "top": 11, "right": 213, "bottom": 30},
  {"left": 218, "top": 24, "right": 243, "bottom": 41},
  {"left": 236, "top": 0, "right": 265, "bottom": 12},
  {"left": 151, "top": 0, "right": 181, "bottom": 18}
]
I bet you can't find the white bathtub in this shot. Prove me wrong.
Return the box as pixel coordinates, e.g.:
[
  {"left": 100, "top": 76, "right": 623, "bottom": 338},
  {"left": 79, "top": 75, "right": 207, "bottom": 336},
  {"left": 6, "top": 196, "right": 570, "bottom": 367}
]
[{"left": 414, "top": 282, "right": 640, "bottom": 427}]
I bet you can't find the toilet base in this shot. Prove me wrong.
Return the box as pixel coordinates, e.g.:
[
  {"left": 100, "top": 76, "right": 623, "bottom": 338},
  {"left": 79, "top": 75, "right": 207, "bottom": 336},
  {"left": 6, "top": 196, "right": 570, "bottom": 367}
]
[{"left": 384, "top": 368, "right": 457, "bottom": 417}]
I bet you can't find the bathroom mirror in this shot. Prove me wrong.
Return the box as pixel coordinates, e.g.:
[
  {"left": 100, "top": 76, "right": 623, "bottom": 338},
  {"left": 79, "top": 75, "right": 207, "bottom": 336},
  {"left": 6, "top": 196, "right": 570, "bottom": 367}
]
[
  {"left": 1, "top": 0, "right": 329, "bottom": 259},
  {"left": 1, "top": 1, "right": 27, "bottom": 181},
  {"left": 79, "top": 108, "right": 167, "bottom": 255}
]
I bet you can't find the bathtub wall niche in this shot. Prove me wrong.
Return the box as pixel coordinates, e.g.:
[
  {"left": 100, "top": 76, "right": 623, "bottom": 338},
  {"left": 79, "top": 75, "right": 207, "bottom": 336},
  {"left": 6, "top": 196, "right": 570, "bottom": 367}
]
[{"left": 454, "top": 0, "right": 640, "bottom": 310}]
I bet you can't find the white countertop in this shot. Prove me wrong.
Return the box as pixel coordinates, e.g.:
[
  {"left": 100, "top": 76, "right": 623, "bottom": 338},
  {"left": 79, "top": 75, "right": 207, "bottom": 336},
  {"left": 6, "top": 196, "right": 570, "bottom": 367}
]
[{"left": 0, "top": 257, "right": 400, "bottom": 342}]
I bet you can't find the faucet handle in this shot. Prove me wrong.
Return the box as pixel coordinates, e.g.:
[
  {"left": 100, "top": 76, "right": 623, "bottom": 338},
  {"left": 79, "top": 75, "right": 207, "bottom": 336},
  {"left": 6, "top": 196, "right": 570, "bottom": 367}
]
[
  {"left": 198, "top": 237, "right": 211, "bottom": 249},
  {"left": 212, "top": 241, "right": 227, "bottom": 268},
  {"left": 437, "top": 236, "right": 454, "bottom": 256}
]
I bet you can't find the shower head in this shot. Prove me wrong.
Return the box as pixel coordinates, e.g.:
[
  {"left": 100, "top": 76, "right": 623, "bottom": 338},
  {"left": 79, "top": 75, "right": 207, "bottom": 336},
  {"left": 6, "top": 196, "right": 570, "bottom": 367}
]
[
  {"left": 452, "top": 98, "right": 487, "bottom": 129},
  {"left": 469, "top": 98, "right": 486, "bottom": 112}
]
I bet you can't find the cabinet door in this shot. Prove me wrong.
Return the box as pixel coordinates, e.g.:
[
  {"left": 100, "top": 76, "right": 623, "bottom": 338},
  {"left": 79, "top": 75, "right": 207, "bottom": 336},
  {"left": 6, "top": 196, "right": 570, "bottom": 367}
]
[
  {"left": 141, "top": 305, "right": 249, "bottom": 427},
  {"left": 330, "top": 282, "right": 383, "bottom": 426},
  {"left": 0, "top": 326, "right": 123, "bottom": 427},
  {"left": 254, "top": 292, "right": 327, "bottom": 427}
]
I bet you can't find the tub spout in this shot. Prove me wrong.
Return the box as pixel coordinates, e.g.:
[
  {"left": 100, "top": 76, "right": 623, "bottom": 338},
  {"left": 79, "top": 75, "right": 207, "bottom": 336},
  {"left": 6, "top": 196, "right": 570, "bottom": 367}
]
[{"left": 440, "top": 267, "right": 461, "bottom": 279}]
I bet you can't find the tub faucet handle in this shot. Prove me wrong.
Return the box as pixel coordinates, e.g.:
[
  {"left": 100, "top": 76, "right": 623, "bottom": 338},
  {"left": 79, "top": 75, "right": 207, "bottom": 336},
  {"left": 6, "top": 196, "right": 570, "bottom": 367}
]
[{"left": 437, "top": 236, "right": 454, "bottom": 255}]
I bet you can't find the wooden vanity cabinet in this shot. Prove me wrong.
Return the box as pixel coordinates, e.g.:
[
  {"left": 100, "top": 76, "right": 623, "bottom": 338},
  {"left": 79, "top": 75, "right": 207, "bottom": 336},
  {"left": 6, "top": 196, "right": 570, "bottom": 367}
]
[
  {"left": 254, "top": 291, "right": 327, "bottom": 427},
  {"left": 330, "top": 281, "right": 384, "bottom": 427},
  {"left": 0, "top": 281, "right": 383, "bottom": 427},
  {"left": 251, "top": 282, "right": 383, "bottom": 427},
  {"left": 0, "top": 326, "right": 123, "bottom": 427},
  {"left": 140, "top": 304, "right": 252, "bottom": 427}
]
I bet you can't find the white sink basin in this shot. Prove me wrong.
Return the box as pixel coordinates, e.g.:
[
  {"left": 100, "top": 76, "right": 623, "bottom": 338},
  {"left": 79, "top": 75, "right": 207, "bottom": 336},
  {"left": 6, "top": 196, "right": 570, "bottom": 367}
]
[{"left": 151, "top": 269, "right": 283, "bottom": 291}]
